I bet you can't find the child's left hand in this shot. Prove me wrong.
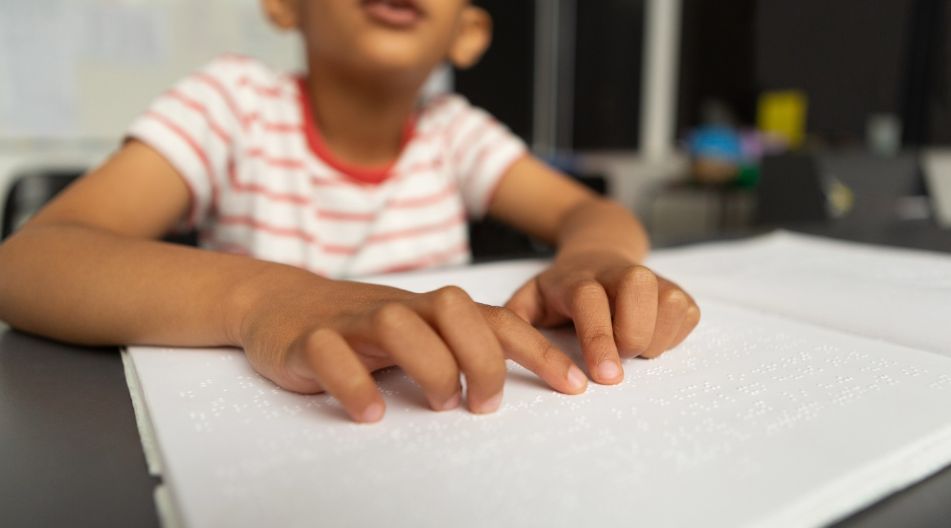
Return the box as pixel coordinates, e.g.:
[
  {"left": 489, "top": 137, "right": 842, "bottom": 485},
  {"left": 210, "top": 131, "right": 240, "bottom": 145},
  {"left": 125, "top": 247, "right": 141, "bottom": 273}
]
[{"left": 505, "top": 250, "right": 700, "bottom": 384}]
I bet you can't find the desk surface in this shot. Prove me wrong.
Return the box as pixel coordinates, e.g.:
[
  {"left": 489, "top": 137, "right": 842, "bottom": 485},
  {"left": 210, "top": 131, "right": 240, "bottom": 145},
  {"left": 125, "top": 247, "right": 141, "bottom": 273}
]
[{"left": 2, "top": 221, "right": 951, "bottom": 528}]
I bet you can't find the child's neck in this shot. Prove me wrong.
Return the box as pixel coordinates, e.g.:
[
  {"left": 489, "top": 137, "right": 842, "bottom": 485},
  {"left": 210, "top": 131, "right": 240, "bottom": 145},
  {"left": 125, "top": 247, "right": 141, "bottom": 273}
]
[{"left": 303, "top": 65, "right": 421, "bottom": 170}]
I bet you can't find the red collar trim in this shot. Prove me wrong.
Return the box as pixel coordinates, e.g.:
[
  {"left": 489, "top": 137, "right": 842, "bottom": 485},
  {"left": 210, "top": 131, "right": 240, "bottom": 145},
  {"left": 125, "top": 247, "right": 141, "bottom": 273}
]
[{"left": 296, "top": 77, "right": 416, "bottom": 185}]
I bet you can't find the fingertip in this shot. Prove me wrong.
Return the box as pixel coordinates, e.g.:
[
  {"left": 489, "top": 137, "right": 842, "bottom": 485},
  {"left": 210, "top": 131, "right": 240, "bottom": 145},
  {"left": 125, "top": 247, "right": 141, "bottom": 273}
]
[
  {"left": 429, "top": 391, "right": 462, "bottom": 412},
  {"left": 592, "top": 359, "right": 624, "bottom": 385},
  {"left": 618, "top": 350, "right": 643, "bottom": 361},
  {"left": 565, "top": 364, "right": 589, "bottom": 393},
  {"left": 357, "top": 401, "right": 385, "bottom": 423},
  {"left": 470, "top": 391, "right": 503, "bottom": 414}
]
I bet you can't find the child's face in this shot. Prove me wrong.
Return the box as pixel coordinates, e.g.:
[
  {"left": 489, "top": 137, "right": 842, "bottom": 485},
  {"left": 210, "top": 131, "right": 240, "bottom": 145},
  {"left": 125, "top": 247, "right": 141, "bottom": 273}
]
[{"left": 270, "top": 0, "right": 486, "bottom": 82}]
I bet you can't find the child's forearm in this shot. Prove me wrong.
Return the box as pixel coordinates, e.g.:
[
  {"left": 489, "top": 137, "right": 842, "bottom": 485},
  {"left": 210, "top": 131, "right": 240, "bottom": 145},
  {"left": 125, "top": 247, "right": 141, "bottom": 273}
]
[
  {"left": 0, "top": 222, "right": 591, "bottom": 422},
  {"left": 0, "top": 223, "right": 314, "bottom": 347},
  {"left": 554, "top": 198, "right": 650, "bottom": 263}
]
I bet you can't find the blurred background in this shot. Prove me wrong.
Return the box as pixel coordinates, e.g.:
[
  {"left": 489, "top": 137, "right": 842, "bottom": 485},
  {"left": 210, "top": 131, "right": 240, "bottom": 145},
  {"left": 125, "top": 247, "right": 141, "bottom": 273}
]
[{"left": 2, "top": 0, "right": 951, "bottom": 250}]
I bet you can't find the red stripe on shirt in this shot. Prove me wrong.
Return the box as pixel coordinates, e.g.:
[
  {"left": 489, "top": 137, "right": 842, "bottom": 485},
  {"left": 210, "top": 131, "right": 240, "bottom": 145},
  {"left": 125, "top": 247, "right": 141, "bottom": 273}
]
[
  {"left": 367, "top": 211, "right": 465, "bottom": 243},
  {"left": 245, "top": 148, "right": 306, "bottom": 170},
  {"left": 396, "top": 157, "right": 443, "bottom": 179},
  {"left": 237, "top": 76, "right": 286, "bottom": 98},
  {"left": 227, "top": 161, "right": 310, "bottom": 205},
  {"left": 244, "top": 112, "right": 303, "bottom": 133},
  {"left": 389, "top": 180, "right": 458, "bottom": 208},
  {"left": 216, "top": 215, "right": 358, "bottom": 256},
  {"left": 309, "top": 175, "right": 352, "bottom": 187},
  {"left": 410, "top": 127, "right": 449, "bottom": 146},
  {"left": 195, "top": 73, "right": 245, "bottom": 129},
  {"left": 316, "top": 209, "right": 377, "bottom": 222},
  {"left": 164, "top": 89, "right": 232, "bottom": 144},
  {"left": 217, "top": 214, "right": 311, "bottom": 239},
  {"left": 218, "top": 208, "right": 464, "bottom": 253},
  {"left": 263, "top": 122, "right": 303, "bottom": 133},
  {"left": 313, "top": 178, "right": 459, "bottom": 221},
  {"left": 145, "top": 110, "right": 219, "bottom": 214},
  {"left": 372, "top": 242, "right": 470, "bottom": 275}
]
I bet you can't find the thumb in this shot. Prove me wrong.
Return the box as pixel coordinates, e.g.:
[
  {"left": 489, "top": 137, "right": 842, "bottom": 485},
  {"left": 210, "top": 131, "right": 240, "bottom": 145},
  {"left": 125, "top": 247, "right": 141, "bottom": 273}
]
[{"left": 504, "top": 277, "right": 546, "bottom": 324}]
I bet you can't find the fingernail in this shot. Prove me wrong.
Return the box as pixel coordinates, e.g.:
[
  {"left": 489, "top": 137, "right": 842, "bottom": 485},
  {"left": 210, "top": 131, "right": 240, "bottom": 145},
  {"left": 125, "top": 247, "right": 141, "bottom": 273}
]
[
  {"left": 566, "top": 365, "right": 588, "bottom": 390},
  {"left": 432, "top": 391, "right": 461, "bottom": 412},
  {"left": 473, "top": 392, "right": 503, "bottom": 414},
  {"left": 619, "top": 348, "right": 642, "bottom": 359},
  {"left": 595, "top": 360, "right": 621, "bottom": 382},
  {"left": 360, "top": 402, "right": 384, "bottom": 423}
]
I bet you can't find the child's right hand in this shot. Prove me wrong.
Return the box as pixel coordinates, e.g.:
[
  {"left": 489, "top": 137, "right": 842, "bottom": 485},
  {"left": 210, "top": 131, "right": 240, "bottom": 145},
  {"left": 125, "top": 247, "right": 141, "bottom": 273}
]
[{"left": 233, "top": 267, "right": 589, "bottom": 423}]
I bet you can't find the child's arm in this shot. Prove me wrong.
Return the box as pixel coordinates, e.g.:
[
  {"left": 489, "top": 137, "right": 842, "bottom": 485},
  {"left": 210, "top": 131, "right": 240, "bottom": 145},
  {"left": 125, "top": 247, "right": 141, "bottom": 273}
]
[
  {"left": 488, "top": 155, "right": 702, "bottom": 384},
  {"left": 0, "top": 141, "right": 587, "bottom": 422}
]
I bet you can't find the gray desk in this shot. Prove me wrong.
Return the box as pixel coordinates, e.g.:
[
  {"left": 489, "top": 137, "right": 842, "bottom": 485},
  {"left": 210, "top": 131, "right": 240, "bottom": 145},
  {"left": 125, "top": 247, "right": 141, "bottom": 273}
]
[
  {"left": 2, "top": 222, "right": 950, "bottom": 528},
  {"left": 0, "top": 330, "right": 158, "bottom": 527}
]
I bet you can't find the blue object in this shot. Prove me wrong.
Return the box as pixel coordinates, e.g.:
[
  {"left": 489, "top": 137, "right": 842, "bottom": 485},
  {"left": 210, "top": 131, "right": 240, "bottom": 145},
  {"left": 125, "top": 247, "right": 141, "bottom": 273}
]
[{"left": 689, "top": 126, "right": 743, "bottom": 163}]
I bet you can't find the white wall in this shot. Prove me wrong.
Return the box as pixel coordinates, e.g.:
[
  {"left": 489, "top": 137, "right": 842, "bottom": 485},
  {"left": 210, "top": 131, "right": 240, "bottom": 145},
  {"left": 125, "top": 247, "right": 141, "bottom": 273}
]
[
  {"left": 0, "top": 0, "right": 302, "bottom": 143},
  {"left": 0, "top": 0, "right": 303, "bottom": 215}
]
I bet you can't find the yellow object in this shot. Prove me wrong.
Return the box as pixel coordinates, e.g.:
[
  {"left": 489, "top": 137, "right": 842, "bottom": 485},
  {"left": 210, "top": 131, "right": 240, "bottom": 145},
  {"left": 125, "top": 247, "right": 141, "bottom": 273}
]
[{"left": 758, "top": 90, "right": 808, "bottom": 148}]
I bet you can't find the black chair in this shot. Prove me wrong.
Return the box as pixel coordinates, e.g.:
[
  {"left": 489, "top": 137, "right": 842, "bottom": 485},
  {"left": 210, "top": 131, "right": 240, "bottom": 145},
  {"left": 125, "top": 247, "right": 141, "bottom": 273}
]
[{"left": 2, "top": 170, "right": 83, "bottom": 240}]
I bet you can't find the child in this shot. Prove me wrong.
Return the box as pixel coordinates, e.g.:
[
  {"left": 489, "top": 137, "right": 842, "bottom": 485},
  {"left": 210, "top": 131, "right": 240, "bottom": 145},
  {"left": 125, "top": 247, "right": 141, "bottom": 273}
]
[{"left": 0, "top": 0, "right": 699, "bottom": 423}]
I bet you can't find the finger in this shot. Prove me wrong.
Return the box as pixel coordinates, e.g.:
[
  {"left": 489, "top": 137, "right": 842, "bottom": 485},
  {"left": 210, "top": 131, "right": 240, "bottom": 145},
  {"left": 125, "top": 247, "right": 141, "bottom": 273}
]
[
  {"left": 604, "top": 266, "right": 658, "bottom": 358},
  {"left": 482, "top": 306, "right": 588, "bottom": 395},
  {"left": 362, "top": 302, "right": 463, "bottom": 412},
  {"left": 277, "top": 351, "right": 326, "bottom": 394},
  {"left": 504, "top": 277, "right": 546, "bottom": 324},
  {"left": 641, "top": 284, "right": 690, "bottom": 359},
  {"left": 669, "top": 304, "right": 702, "bottom": 349},
  {"left": 568, "top": 280, "right": 623, "bottom": 384},
  {"left": 417, "top": 287, "right": 507, "bottom": 414},
  {"left": 299, "top": 328, "right": 385, "bottom": 423},
  {"left": 271, "top": 337, "right": 325, "bottom": 394}
]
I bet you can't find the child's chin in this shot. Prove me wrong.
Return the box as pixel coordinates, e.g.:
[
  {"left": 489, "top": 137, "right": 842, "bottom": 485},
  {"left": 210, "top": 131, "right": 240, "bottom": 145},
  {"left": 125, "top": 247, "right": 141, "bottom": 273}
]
[{"left": 353, "top": 37, "right": 440, "bottom": 78}]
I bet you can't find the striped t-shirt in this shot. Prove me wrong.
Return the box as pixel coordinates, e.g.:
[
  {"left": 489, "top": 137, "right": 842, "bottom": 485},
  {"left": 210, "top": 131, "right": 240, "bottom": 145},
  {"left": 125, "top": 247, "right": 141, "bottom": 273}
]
[{"left": 127, "top": 55, "right": 526, "bottom": 278}]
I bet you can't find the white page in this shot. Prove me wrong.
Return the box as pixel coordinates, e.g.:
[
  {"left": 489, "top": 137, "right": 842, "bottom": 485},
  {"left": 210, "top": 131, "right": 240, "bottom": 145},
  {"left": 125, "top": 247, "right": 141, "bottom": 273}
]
[
  {"left": 648, "top": 231, "right": 951, "bottom": 356},
  {"left": 128, "top": 261, "right": 951, "bottom": 528}
]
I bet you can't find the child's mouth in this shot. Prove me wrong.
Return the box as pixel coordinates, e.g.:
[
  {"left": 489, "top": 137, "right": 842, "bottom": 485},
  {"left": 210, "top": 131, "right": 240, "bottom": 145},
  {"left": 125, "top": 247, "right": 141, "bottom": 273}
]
[{"left": 362, "top": 0, "right": 424, "bottom": 28}]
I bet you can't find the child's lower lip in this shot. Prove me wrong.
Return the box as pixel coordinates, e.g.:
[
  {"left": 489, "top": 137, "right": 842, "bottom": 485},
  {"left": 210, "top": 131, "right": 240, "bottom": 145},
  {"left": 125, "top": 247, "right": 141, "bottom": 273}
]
[{"left": 362, "top": 0, "right": 423, "bottom": 28}]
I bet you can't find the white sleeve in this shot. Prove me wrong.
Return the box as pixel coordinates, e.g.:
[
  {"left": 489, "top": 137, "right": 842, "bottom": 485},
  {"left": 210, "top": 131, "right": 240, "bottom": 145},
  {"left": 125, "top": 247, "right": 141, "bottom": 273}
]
[
  {"left": 125, "top": 58, "right": 243, "bottom": 229},
  {"left": 443, "top": 97, "right": 527, "bottom": 219}
]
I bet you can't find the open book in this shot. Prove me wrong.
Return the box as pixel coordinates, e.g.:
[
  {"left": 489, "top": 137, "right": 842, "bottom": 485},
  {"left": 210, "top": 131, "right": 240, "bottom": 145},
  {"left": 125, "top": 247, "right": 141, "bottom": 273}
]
[{"left": 124, "top": 232, "right": 951, "bottom": 528}]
